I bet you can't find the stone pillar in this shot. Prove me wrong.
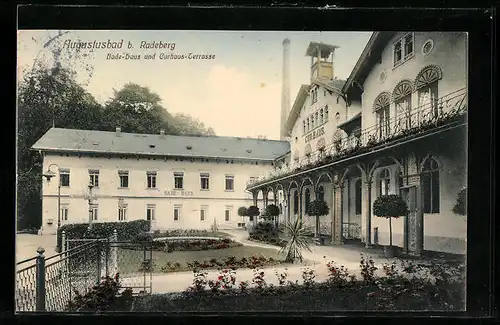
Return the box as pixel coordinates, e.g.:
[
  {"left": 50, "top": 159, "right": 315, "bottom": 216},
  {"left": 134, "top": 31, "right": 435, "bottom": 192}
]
[
  {"left": 298, "top": 188, "right": 303, "bottom": 222},
  {"left": 332, "top": 184, "right": 344, "bottom": 244},
  {"left": 362, "top": 180, "right": 373, "bottom": 248},
  {"left": 252, "top": 191, "right": 258, "bottom": 206}
]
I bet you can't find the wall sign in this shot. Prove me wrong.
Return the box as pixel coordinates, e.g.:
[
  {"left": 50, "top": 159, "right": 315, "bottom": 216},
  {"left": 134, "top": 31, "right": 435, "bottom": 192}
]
[
  {"left": 164, "top": 190, "right": 194, "bottom": 196},
  {"left": 305, "top": 126, "right": 325, "bottom": 143}
]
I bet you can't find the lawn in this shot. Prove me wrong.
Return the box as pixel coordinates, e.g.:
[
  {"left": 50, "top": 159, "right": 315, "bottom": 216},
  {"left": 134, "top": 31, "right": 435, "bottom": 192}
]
[{"left": 116, "top": 245, "right": 286, "bottom": 275}]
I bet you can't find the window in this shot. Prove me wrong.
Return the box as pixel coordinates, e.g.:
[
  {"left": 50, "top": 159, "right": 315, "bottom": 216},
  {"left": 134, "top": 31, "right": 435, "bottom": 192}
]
[
  {"left": 355, "top": 179, "right": 362, "bottom": 215},
  {"left": 418, "top": 82, "right": 439, "bottom": 118},
  {"left": 89, "top": 169, "right": 99, "bottom": 187},
  {"left": 422, "top": 158, "right": 440, "bottom": 214},
  {"left": 173, "top": 205, "right": 182, "bottom": 221},
  {"left": 293, "top": 190, "right": 299, "bottom": 214},
  {"left": 306, "top": 118, "right": 310, "bottom": 132},
  {"left": 60, "top": 205, "right": 69, "bottom": 221},
  {"left": 59, "top": 168, "right": 70, "bottom": 187},
  {"left": 225, "top": 175, "right": 234, "bottom": 191},
  {"left": 303, "top": 121, "right": 306, "bottom": 134},
  {"left": 393, "top": 33, "right": 414, "bottom": 66},
  {"left": 225, "top": 207, "right": 232, "bottom": 222},
  {"left": 200, "top": 206, "right": 207, "bottom": 221},
  {"left": 311, "top": 87, "right": 318, "bottom": 104},
  {"left": 404, "top": 33, "right": 414, "bottom": 58},
  {"left": 118, "top": 170, "right": 129, "bottom": 188},
  {"left": 200, "top": 173, "right": 210, "bottom": 190},
  {"left": 316, "top": 185, "right": 325, "bottom": 202},
  {"left": 146, "top": 204, "right": 155, "bottom": 221},
  {"left": 118, "top": 205, "right": 127, "bottom": 221},
  {"left": 315, "top": 112, "right": 319, "bottom": 127},
  {"left": 147, "top": 171, "right": 157, "bottom": 189},
  {"left": 90, "top": 205, "right": 98, "bottom": 221},
  {"left": 378, "top": 168, "right": 391, "bottom": 196},
  {"left": 324, "top": 105, "right": 329, "bottom": 121},
  {"left": 319, "top": 109, "right": 324, "bottom": 124},
  {"left": 305, "top": 188, "right": 311, "bottom": 213},
  {"left": 393, "top": 80, "right": 413, "bottom": 130},
  {"left": 174, "top": 172, "right": 184, "bottom": 189},
  {"left": 376, "top": 106, "right": 391, "bottom": 138}
]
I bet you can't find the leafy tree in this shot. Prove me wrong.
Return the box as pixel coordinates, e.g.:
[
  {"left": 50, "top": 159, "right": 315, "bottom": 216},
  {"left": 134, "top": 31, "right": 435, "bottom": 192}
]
[
  {"left": 173, "top": 113, "right": 216, "bottom": 136},
  {"left": 246, "top": 206, "right": 260, "bottom": 222},
  {"left": 452, "top": 187, "right": 467, "bottom": 216},
  {"left": 237, "top": 206, "right": 248, "bottom": 218},
  {"left": 264, "top": 204, "right": 280, "bottom": 224},
  {"left": 101, "top": 83, "right": 179, "bottom": 135},
  {"left": 279, "top": 218, "right": 312, "bottom": 263},
  {"left": 307, "top": 200, "right": 329, "bottom": 238},
  {"left": 373, "top": 194, "right": 408, "bottom": 248}
]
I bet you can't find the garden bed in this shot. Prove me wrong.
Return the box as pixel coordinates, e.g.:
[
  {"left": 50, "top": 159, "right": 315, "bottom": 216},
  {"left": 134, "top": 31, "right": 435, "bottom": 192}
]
[
  {"left": 161, "top": 255, "right": 285, "bottom": 273},
  {"left": 152, "top": 237, "right": 242, "bottom": 252},
  {"left": 151, "top": 229, "right": 230, "bottom": 239},
  {"left": 117, "top": 245, "right": 289, "bottom": 275}
]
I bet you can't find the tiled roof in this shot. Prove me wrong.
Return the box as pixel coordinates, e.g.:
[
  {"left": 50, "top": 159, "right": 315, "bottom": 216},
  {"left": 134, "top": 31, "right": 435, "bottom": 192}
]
[{"left": 32, "top": 128, "right": 291, "bottom": 161}]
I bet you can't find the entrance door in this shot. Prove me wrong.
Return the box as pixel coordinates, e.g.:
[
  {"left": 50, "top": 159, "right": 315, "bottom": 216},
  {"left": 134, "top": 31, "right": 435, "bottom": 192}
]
[{"left": 400, "top": 186, "right": 420, "bottom": 254}]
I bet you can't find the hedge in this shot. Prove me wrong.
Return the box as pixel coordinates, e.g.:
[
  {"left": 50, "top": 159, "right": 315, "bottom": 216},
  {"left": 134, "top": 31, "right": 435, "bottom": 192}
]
[{"left": 57, "top": 220, "right": 151, "bottom": 249}]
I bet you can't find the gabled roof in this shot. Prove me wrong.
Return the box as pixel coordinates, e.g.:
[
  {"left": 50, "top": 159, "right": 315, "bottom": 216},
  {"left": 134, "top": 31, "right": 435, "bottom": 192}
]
[
  {"left": 32, "top": 128, "right": 291, "bottom": 161},
  {"left": 284, "top": 78, "right": 346, "bottom": 135},
  {"left": 342, "top": 32, "right": 396, "bottom": 93}
]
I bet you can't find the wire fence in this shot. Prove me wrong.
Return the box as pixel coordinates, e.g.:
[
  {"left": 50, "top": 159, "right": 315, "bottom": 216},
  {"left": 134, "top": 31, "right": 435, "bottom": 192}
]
[{"left": 16, "top": 231, "right": 152, "bottom": 313}]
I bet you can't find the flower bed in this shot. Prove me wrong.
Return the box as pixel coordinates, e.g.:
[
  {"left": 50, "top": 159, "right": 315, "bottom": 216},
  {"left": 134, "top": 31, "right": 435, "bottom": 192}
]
[
  {"left": 133, "top": 256, "right": 466, "bottom": 312},
  {"left": 152, "top": 237, "right": 242, "bottom": 252},
  {"left": 160, "top": 255, "right": 282, "bottom": 273},
  {"left": 151, "top": 229, "right": 227, "bottom": 238}
]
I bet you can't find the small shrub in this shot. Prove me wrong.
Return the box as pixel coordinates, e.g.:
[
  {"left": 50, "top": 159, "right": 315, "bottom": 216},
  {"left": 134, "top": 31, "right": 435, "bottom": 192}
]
[
  {"left": 67, "top": 273, "right": 122, "bottom": 311},
  {"left": 360, "top": 254, "right": 378, "bottom": 283},
  {"left": 186, "top": 270, "right": 209, "bottom": 294},
  {"left": 239, "top": 280, "right": 249, "bottom": 293},
  {"left": 301, "top": 267, "right": 316, "bottom": 287},
  {"left": 325, "top": 260, "right": 355, "bottom": 286},
  {"left": 275, "top": 269, "right": 288, "bottom": 286},
  {"left": 452, "top": 187, "right": 467, "bottom": 216},
  {"left": 252, "top": 269, "right": 267, "bottom": 291}
]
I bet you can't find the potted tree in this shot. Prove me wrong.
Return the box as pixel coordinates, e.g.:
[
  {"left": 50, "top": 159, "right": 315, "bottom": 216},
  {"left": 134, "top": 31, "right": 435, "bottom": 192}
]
[
  {"left": 237, "top": 206, "right": 248, "bottom": 229},
  {"left": 246, "top": 205, "right": 260, "bottom": 233},
  {"left": 264, "top": 204, "right": 280, "bottom": 227},
  {"left": 372, "top": 194, "right": 408, "bottom": 258},
  {"left": 307, "top": 200, "right": 330, "bottom": 244}
]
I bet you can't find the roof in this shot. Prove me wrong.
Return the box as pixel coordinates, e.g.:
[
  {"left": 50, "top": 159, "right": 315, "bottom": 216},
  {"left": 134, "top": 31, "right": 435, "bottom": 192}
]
[
  {"left": 342, "top": 32, "right": 396, "bottom": 93},
  {"left": 306, "top": 42, "right": 340, "bottom": 58},
  {"left": 31, "top": 128, "right": 291, "bottom": 161},
  {"left": 284, "top": 78, "right": 346, "bottom": 134}
]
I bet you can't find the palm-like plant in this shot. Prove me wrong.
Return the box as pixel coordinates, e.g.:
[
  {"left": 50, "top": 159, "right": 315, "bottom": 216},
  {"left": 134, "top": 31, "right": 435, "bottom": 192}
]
[{"left": 278, "top": 218, "right": 312, "bottom": 263}]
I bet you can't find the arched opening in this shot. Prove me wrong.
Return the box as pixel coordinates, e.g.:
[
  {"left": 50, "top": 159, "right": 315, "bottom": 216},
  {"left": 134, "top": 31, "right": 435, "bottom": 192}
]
[
  {"left": 415, "top": 65, "right": 442, "bottom": 119},
  {"left": 422, "top": 157, "right": 440, "bottom": 214},
  {"left": 393, "top": 80, "right": 414, "bottom": 130},
  {"left": 305, "top": 188, "right": 311, "bottom": 214},
  {"left": 378, "top": 168, "right": 391, "bottom": 196},
  {"left": 317, "top": 185, "right": 325, "bottom": 201},
  {"left": 293, "top": 190, "right": 299, "bottom": 215},
  {"left": 373, "top": 92, "right": 391, "bottom": 139}
]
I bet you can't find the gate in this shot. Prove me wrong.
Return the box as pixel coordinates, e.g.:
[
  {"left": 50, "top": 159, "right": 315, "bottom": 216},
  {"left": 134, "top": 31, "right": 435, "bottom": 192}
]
[{"left": 16, "top": 235, "right": 153, "bottom": 312}]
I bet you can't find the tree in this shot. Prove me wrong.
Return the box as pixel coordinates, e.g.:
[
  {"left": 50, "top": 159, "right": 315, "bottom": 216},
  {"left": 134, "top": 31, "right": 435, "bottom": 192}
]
[
  {"left": 307, "top": 200, "right": 329, "bottom": 238},
  {"left": 246, "top": 206, "right": 260, "bottom": 223},
  {"left": 237, "top": 206, "right": 248, "bottom": 218},
  {"left": 17, "top": 66, "right": 104, "bottom": 230},
  {"left": 264, "top": 204, "right": 280, "bottom": 225},
  {"left": 452, "top": 187, "right": 467, "bottom": 216},
  {"left": 173, "top": 113, "right": 216, "bottom": 136},
  {"left": 373, "top": 194, "right": 408, "bottom": 254},
  {"left": 278, "top": 218, "right": 312, "bottom": 263},
  {"left": 101, "top": 83, "right": 179, "bottom": 135}
]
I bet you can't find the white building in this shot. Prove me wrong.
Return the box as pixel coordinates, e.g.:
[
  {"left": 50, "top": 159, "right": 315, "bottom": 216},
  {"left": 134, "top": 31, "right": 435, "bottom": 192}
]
[
  {"left": 247, "top": 32, "right": 467, "bottom": 255},
  {"left": 32, "top": 127, "right": 289, "bottom": 234}
]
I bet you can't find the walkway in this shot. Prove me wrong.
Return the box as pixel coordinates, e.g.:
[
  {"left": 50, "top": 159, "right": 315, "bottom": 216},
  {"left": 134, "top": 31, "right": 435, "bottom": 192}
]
[{"left": 135, "top": 229, "right": 405, "bottom": 294}]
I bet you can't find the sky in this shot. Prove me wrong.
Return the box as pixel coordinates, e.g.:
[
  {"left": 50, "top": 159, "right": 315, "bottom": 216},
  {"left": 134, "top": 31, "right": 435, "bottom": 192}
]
[{"left": 17, "top": 30, "right": 372, "bottom": 140}]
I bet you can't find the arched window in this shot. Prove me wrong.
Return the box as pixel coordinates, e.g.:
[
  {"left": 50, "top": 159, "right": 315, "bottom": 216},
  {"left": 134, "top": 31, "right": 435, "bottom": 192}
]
[
  {"left": 422, "top": 157, "right": 440, "bottom": 213},
  {"left": 378, "top": 168, "right": 391, "bottom": 196},
  {"left": 319, "top": 108, "right": 324, "bottom": 124},
  {"left": 306, "top": 118, "right": 310, "bottom": 132},
  {"left": 373, "top": 92, "right": 391, "bottom": 138},
  {"left": 305, "top": 188, "right": 311, "bottom": 213},
  {"left": 393, "top": 80, "right": 414, "bottom": 130},
  {"left": 317, "top": 185, "right": 325, "bottom": 202},
  {"left": 415, "top": 65, "right": 442, "bottom": 118},
  {"left": 315, "top": 112, "right": 319, "bottom": 127},
  {"left": 355, "top": 179, "right": 362, "bottom": 215},
  {"left": 293, "top": 190, "right": 299, "bottom": 214},
  {"left": 324, "top": 105, "right": 329, "bottom": 121},
  {"left": 303, "top": 120, "right": 306, "bottom": 134}
]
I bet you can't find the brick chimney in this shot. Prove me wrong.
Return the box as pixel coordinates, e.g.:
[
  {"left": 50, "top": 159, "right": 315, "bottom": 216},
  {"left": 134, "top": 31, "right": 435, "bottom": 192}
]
[{"left": 116, "top": 127, "right": 121, "bottom": 136}]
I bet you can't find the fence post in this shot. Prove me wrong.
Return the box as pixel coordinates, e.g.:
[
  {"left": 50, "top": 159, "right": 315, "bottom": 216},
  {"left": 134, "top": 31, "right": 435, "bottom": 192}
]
[
  {"left": 61, "top": 231, "right": 66, "bottom": 253},
  {"left": 96, "top": 241, "right": 102, "bottom": 284},
  {"left": 35, "top": 247, "right": 46, "bottom": 311},
  {"left": 112, "top": 229, "right": 118, "bottom": 276}
]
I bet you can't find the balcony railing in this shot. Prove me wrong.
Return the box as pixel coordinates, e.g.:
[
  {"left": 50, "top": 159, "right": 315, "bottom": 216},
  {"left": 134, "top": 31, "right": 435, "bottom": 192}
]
[{"left": 247, "top": 87, "right": 467, "bottom": 189}]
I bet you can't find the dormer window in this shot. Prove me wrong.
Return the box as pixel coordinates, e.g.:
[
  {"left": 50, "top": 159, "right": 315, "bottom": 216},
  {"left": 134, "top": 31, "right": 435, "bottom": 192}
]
[{"left": 149, "top": 144, "right": 156, "bottom": 148}]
